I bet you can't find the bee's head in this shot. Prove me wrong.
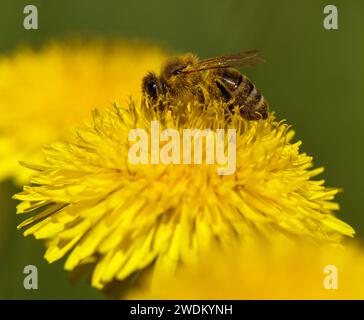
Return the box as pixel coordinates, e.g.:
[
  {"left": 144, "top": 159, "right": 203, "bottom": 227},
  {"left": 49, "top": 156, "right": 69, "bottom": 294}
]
[
  {"left": 142, "top": 72, "right": 164, "bottom": 105},
  {"left": 142, "top": 54, "right": 200, "bottom": 108}
]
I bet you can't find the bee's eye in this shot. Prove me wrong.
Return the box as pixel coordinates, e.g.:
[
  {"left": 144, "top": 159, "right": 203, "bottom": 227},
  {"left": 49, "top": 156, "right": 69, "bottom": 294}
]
[
  {"left": 147, "top": 81, "right": 158, "bottom": 102},
  {"left": 142, "top": 73, "right": 160, "bottom": 103}
]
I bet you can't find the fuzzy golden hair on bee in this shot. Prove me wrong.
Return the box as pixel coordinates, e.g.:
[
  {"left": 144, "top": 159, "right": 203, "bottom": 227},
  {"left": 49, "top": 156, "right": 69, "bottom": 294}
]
[{"left": 159, "top": 53, "right": 198, "bottom": 80}]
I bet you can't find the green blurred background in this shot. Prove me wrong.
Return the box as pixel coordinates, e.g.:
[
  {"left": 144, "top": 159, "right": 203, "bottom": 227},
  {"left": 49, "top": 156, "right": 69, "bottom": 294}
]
[{"left": 0, "top": 0, "right": 363, "bottom": 299}]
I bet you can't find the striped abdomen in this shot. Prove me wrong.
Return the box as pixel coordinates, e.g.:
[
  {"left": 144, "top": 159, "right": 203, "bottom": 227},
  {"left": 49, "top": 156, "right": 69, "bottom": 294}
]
[{"left": 212, "top": 68, "right": 268, "bottom": 120}]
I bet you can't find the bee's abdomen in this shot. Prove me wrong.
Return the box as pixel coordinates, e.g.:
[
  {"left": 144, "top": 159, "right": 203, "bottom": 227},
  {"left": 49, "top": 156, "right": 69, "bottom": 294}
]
[{"left": 215, "top": 68, "right": 268, "bottom": 120}]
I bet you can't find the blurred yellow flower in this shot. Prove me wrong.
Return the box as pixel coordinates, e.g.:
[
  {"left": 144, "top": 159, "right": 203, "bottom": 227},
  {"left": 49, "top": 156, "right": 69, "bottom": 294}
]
[
  {"left": 14, "top": 99, "right": 354, "bottom": 290},
  {"left": 126, "top": 239, "right": 364, "bottom": 300},
  {"left": 0, "top": 39, "right": 167, "bottom": 183}
]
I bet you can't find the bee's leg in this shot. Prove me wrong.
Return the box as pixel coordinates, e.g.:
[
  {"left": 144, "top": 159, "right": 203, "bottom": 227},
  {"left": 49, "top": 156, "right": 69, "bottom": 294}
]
[{"left": 214, "top": 81, "right": 232, "bottom": 102}]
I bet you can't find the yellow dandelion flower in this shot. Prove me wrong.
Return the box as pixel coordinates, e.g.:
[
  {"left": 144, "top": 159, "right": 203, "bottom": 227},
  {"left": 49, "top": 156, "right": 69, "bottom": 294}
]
[
  {"left": 0, "top": 39, "right": 167, "bottom": 183},
  {"left": 125, "top": 238, "right": 364, "bottom": 300},
  {"left": 14, "top": 100, "right": 354, "bottom": 290}
]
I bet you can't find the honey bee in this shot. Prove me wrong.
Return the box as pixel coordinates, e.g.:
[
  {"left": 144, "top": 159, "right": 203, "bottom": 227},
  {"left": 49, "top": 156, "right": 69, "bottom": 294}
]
[{"left": 142, "top": 50, "right": 268, "bottom": 120}]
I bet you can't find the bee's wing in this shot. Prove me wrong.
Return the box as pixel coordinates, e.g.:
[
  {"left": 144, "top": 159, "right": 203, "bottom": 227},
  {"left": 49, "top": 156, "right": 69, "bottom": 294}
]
[{"left": 182, "top": 50, "right": 265, "bottom": 73}]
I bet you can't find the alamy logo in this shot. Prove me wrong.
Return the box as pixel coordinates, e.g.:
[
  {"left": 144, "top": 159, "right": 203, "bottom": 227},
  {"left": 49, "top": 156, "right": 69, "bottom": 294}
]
[
  {"left": 323, "top": 265, "right": 338, "bottom": 290},
  {"left": 128, "top": 121, "right": 236, "bottom": 175},
  {"left": 23, "top": 265, "right": 38, "bottom": 290},
  {"left": 323, "top": 5, "right": 338, "bottom": 30},
  {"left": 23, "top": 5, "right": 38, "bottom": 30}
]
